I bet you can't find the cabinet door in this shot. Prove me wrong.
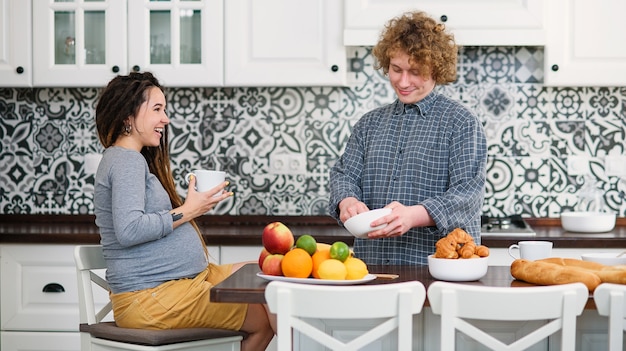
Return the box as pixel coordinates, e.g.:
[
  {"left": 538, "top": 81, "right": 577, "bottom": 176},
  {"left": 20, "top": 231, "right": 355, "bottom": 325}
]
[
  {"left": 344, "top": 0, "right": 546, "bottom": 46},
  {"left": 32, "top": 0, "right": 126, "bottom": 87},
  {"left": 127, "top": 0, "right": 223, "bottom": 87},
  {"left": 1, "top": 331, "right": 80, "bottom": 351},
  {"left": 1, "top": 245, "right": 111, "bottom": 332},
  {"left": 544, "top": 0, "right": 626, "bottom": 86},
  {"left": 0, "top": 0, "right": 31, "bottom": 87},
  {"left": 224, "top": 0, "right": 346, "bottom": 87}
]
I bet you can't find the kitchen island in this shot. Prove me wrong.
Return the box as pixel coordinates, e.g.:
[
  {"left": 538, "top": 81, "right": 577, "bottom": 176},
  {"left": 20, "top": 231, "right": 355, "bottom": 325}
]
[
  {"left": 211, "top": 263, "right": 614, "bottom": 351},
  {"left": 0, "top": 214, "right": 623, "bottom": 351}
]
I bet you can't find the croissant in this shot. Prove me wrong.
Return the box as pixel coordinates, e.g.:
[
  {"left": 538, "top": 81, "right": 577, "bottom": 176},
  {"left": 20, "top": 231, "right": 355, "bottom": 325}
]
[
  {"left": 475, "top": 245, "right": 490, "bottom": 257},
  {"left": 447, "top": 228, "right": 473, "bottom": 244},
  {"left": 435, "top": 236, "right": 459, "bottom": 258},
  {"left": 458, "top": 240, "right": 476, "bottom": 259}
]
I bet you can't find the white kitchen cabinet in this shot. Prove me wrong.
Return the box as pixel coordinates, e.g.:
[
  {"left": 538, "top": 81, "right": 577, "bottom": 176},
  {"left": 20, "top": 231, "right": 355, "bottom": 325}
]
[
  {"left": 32, "top": 0, "right": 126, "bottom": 87},
  {"left": 544, "top": 0, "right": 626, "bottom": 87},
  {"left": 344, "top": 0, "right": 546, "bottom": 46},
  {"left": 0, "top": 244, "right": 110, "bottom": 351},
  {"left": 0, "top": 0, "right": 31, "bottom": 87},
  {"left": 1, "top": 331, "right": 80, "bottom": 351},
  {"left": 224, "top": 0, "right": 347, "bottom": 87},
  {"left": 127, "top": 0, "right": 223, "bottom": 87},
  {"left": 220, "top": 245, "right": 262, "bottom": 264},
  {"left": 32, "top": 0, "right": 222, "bottom": 87}
]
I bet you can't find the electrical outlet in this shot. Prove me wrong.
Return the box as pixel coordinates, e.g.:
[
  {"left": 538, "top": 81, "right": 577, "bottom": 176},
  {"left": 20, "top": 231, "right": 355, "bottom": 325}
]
[
  {"left": 269, "top": 154, "right": 306, "bottom": 174},
  {"left": 566, "top": 156, "right": 589, "bottom": 176},
  {"left": 605, "top": 156, "right": 626, "bottom": 176},
  {"left": 84, "top": 153, "right": 102, "bottom": 175}
]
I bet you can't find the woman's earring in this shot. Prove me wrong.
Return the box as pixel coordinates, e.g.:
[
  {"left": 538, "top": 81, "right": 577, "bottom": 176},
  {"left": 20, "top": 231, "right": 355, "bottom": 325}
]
[{"left": 124, "top": 124, "right": 132, "bottom": 135}]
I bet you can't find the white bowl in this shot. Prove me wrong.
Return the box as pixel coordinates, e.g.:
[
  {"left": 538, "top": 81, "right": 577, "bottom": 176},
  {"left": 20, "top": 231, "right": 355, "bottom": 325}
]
[
  {"left": 560, "top": 211, "right": 616, "bottom": 233},
  {"left": 344, "top": 208, "right": 392, "bottom": 238},
  {"left": 427, "top": 255, "right": 489, "bottom": 281},
  {"left": 581, "top": 253, "right": 626, "bottom": 266}
]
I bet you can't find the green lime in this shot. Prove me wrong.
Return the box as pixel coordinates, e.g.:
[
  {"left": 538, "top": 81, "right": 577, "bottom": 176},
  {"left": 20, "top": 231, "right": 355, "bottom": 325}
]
[
  {"left": 329, "top": 241, "right": 350, "bottom": 262},
  {"left": 296, "top": 234, "right": 317, "bottom": 256}
]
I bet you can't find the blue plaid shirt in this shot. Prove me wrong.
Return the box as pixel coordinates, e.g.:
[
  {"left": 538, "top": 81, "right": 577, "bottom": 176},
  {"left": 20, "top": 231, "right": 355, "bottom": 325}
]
[{"left": 329, "top": 91, "right": 487, "bottom": 265}]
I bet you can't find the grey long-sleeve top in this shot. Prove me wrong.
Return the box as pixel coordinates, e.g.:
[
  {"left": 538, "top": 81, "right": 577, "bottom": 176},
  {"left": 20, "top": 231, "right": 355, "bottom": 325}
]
[{"left": 94, "top": 146, "right": 207, "bottom": 293}]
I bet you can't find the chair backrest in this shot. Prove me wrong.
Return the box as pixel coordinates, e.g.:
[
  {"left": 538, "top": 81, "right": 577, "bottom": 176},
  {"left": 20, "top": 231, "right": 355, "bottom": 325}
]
[
  {"left": 594, "top": 283, "right": 626, "bottom": 351},
  {"left": 265, "top": 280, "right": 426, "bottom": 351},
  {"left": 74, "top": 244, "right": 112, "bottom": 325},
  {"left": 427, "top": 281, "right": 588, "bottom": 351}
]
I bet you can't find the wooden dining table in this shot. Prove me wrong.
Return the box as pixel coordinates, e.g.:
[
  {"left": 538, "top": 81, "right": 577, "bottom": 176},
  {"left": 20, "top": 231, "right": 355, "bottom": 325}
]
[{"left": 210, "top": 262, "right": 592, "bottom": 307}]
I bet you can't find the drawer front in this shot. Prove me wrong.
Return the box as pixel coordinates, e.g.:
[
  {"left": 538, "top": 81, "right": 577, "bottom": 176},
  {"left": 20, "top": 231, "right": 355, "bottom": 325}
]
[
  {"left": 1, "top": 245, "right": 109, "bottom": 331},
  {"left": 1, "top": 331, "right": 80, "bottom": 351}
]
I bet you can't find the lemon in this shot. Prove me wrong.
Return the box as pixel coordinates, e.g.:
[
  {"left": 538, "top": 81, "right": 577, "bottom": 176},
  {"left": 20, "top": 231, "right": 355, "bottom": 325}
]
[
  {"left": 329, "top": 241, "right": 350, "bottom": 262},
  {"left": 295, "top": 234, "right": 317, "bottom": 256},
  {"left": 317, "top": 259, "right": 347, "bottom": 280},
  {"left": 311, "top": 248, "right": 331, "bottom": 279},
  {"left": 344, "top": 257, "right": 369, "bottom": 280}
]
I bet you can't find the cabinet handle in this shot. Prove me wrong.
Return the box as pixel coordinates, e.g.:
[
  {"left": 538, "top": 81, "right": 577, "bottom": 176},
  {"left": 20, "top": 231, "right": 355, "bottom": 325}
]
[
  {"left": 331, "top": 65, "right": 339, "bottom": 72},
  {"left": 111, "top": 66, "right": 120, "bottom": 73},
  {"left": 16, "top": 66, "right": 24, "bottom": 74},
  {"left": 42, "top": 283, "right": 65, "bottom": 293},
  {"left": 440, "top": 15, "right": 448, "bottom": 22},
  {"left": 132, "top": 65, "right": 141, "bottom": 72},
  {"left": 551, "top": 64, "right": 559, "bottom": 72}
]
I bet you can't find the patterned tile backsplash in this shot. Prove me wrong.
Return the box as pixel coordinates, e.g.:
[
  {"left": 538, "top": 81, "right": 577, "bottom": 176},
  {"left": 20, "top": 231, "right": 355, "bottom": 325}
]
[{"left": 1, "top": 47, "right": 625, "bottom": 217}]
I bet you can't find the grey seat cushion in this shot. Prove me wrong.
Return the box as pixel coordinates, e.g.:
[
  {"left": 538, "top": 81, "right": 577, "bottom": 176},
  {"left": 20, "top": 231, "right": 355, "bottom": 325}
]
[{"left": 80, "top": 322, "right": 247, "bottom": 346}]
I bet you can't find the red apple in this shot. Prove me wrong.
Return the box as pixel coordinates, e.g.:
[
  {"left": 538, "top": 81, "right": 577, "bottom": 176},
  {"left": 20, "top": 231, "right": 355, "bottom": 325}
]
[
  {"left": 261, "top": 254, "right": 284, "bottom": 276},
  {"left": 262, "top": 222, "right": 294, "bottom": 254},
  {"left": 258, "top": 248, "right": 271, "bottom": 269}
]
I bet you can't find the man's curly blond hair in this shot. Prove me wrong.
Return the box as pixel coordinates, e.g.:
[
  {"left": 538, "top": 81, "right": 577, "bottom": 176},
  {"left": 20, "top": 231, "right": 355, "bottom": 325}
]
[{"left": 372, "top": 11, "right": 458, "bottom": 84}]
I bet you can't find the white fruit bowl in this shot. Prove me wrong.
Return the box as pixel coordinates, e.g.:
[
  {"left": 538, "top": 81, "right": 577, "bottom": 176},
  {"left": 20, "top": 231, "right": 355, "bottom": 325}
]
[
  {"left": 560, "top": 211, "right": 616, "bottom": 233},
  {"left": 344, "top": 208, "right": 391, "bottom": 238},
  {"left": 428, "top": 255, "right": 489, "bottom": 281},
  {"left": 581, "top": 253, "right": 626, "bottom": 266}
]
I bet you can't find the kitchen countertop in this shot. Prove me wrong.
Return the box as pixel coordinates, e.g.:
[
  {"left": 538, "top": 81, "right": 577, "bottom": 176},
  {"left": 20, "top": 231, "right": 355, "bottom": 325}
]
[
  {"left": 210, "top": 262, "right": 601, "bottom": 309},
  {"left": 1, "top": 214, "right": 625, "bottom": 249}
]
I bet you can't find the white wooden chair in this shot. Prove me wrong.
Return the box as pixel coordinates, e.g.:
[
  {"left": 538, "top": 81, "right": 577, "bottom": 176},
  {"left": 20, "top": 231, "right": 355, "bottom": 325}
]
[
  {"left": 427, "top": 281, "right": 588, "bottom": 351},
  {"left": 265, "top": 280, "right": 426, "bottom": 351},
  {"left": 74, "top": 245, "right": 246, "bottom": 351},
  {"left": 594, "top": 283, "right": 626, "bottom": 351}
]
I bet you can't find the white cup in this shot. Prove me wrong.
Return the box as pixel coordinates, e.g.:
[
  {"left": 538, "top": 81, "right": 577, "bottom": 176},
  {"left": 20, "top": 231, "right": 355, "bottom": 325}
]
[
  {"left": 185, "top": 170, "right": 226, "bottom": 196},
  {"left": 508, "top": 241, "right": 553, "bottom": 261}
]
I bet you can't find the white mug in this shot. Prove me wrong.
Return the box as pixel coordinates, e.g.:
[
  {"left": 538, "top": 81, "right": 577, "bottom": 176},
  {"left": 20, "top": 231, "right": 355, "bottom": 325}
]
[
  {"left": 185, "top": 170, "right": 226, "bottom": 196},
  {"left": 508, "top": 241, "right": 553, "bottom": 261}
]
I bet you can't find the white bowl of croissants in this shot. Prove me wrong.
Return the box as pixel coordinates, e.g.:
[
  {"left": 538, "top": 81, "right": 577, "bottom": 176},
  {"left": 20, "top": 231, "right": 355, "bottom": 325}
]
[{"left": 428, "top": 228, "right": 490, "bottom": 281}]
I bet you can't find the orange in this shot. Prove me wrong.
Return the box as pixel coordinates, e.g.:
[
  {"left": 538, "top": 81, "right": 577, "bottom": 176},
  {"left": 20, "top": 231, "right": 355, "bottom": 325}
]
[
  {"left": 317, "top": 259, "right": 347, "bottom": 280},
  {"left": 344, "top": 257, "right": 369, "bottom": 280},
  {"left": 281, "top": 248, "right": 313, "bottom": 278},
  {"left": 311, "top": 248, "right": 331, "bottom": 279}
]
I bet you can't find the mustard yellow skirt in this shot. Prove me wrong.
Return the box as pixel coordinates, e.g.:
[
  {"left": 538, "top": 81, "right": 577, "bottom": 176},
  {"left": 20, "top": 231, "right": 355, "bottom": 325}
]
[{"left": 110, "top": 263, "right": 247, "bottom": 331}]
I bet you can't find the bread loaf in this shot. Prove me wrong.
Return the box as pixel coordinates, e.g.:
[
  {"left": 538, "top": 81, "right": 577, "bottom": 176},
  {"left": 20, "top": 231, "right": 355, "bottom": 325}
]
[
  {"left": 510, "top": 259, "right": 601, "bottom": 291},
  {"left": 593, "top": 269, "right": 626, "bottom": 285},
  {"left": 537, "top": 257, "right": 626, "bottom": 284},
  {"left": 537, "top": 257, "right": 606, "bottom": 271}
]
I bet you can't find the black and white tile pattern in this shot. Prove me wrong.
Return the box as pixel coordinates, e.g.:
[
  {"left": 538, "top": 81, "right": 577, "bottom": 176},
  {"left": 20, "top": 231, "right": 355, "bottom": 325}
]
[{"left": 0, "top": 47, "right": 624, "bottom": 218}]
